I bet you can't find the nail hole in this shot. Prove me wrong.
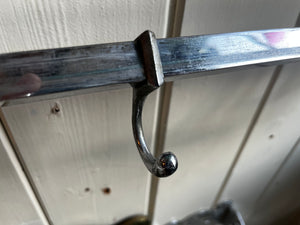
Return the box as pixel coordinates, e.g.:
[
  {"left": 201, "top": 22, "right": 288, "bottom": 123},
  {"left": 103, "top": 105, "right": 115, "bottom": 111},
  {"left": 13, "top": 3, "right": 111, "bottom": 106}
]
[
  {"left": 51, "top": 103, "right": 60, "bottom": 114},
  {"left": 269, "top": 134, "right": 274, "bottom": 139},
  {"left": 102, "top": 187, "right": 111, "bottom": 195},
  {"left": 84, "top": 187, "right": 90, "bottom": 192}
]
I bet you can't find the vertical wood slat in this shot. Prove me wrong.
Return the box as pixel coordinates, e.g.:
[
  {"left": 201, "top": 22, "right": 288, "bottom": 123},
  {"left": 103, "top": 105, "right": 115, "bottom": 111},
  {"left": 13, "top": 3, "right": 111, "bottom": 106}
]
[
  {"left": 153, "top": 69, "right": 272, "bottom": 224},
  {"left": 3, "top": 87, "right": 158, "bottom": 225},
  {"left": 0, "top": 0, "right": 170, "bottom": 53},
  {"left": 0, "top": 0, "right": 171, "bottom": 224},
  {"left": 3, "top": 89, "right": 155, "bottom": 224},
  {"left": 0, "top": 120, "right": 48, "bottom": 225},
  {"left": 220, "top": 61, "right": 300, "bottom": 225},
  {"left": 153, "top": 0, "right": 300, "bottom": 224},
  {"left": 147, "top": 0, "right": 186, "bottom": 220}
]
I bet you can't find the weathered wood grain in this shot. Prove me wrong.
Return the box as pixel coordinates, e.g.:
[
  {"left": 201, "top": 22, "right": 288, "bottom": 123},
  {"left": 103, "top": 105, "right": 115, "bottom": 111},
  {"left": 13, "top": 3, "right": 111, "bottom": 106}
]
[{"left": 0, "top": 0, "right": 169, "bottom": 53}]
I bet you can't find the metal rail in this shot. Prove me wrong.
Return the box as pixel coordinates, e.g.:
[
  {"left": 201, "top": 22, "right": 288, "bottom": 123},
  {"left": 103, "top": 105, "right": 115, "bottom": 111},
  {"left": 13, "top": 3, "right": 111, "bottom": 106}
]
[{"left": 1, "top": 28, "right": 300, "bottom": 100}]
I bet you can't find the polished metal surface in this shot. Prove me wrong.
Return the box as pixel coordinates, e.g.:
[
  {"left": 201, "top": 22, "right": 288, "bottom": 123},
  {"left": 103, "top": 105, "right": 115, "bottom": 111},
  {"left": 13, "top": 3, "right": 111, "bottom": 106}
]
[
  {"left": 165, "top": 202, "right": 245, "bottom": 225},
  {"left": 1, "top": 28, "right": 300, "bottom": 100},
  {"left": 114, "top": 215, "right": 150, "bottom": 225},
  {"left": 132, "top": 31, "right": 178, "bottom": 177}
]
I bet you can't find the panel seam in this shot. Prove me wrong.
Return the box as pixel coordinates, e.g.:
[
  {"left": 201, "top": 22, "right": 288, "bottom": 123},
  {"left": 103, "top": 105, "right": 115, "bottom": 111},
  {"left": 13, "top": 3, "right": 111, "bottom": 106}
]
[
  {"left": 211, "top": 66, "right": 282, "bottom": 207},
  {"left": 0, "top": 108, "right": 53, "bottom": 225},
  {"left": 147, "top": 0, "right": 186, "bottom": 223}
]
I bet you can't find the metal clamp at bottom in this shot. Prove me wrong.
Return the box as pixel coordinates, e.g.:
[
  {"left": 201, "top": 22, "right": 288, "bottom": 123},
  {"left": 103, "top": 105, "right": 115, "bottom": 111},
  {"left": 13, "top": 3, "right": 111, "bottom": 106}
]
[{"left": 132, "top": 30, "right": 178, "bottom": 177}]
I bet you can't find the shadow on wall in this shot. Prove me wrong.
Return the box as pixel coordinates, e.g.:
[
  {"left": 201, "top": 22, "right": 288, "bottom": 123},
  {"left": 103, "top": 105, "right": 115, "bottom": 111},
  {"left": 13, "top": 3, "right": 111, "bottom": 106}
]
[{"left": 271, "top": 207, "right": 300, "bottom": 225}]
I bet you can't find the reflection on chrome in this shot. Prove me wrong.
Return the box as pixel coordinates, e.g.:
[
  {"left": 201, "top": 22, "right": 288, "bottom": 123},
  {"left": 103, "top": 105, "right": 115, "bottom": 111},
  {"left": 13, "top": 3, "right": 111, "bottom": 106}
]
[
  {"left": 200, "top": 29, "right": 300, "bottom": 56},
  {"left": 0, "top": 28, "right": 300, "bottom": 100},
  {"left": 201, "top": 35, "right": 269, "bottom": 55}
]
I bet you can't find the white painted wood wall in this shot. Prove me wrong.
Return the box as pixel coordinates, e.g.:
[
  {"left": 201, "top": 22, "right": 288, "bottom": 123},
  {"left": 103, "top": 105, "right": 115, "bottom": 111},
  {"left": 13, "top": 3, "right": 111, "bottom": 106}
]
[{"left": 1, "top": 1, "right": 300, "bottom": 225}]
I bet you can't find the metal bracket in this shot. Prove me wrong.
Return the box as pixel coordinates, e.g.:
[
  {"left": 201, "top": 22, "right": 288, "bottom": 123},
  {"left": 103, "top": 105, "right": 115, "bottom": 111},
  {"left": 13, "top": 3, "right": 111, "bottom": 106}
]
[{"left": 132, "top": 30, "right": 178, "bottom": 177}]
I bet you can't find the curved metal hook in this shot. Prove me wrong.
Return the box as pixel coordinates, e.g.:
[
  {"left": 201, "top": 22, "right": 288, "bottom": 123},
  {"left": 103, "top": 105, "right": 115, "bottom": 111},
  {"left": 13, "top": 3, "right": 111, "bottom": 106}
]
[
  {"left": 132, "top": 84, "right": 178, "bottom": 177},
  {"left": 132, "top": 30, "right": 178, "bottom": 177}
]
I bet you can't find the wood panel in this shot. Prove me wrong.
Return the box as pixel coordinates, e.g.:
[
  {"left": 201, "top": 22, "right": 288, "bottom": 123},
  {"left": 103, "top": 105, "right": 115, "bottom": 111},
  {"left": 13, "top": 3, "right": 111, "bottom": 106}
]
[
  {"left": 220, "top": 62, "right": 300, "bottom": 225},
  {"left": 1, "top": 0, "right": 170, "bottom": 224},
  {"left": 0, "top": 0, "right": 169, "bottom": 53},
  {"left": 0, "top": 122, "right": 47, "bottom": 225},
  {"left": 153, "top": 0, "right": 300, "bottom": 224},
  {"left": 3, "top": 88, "right": 158, "bottom": 225}
]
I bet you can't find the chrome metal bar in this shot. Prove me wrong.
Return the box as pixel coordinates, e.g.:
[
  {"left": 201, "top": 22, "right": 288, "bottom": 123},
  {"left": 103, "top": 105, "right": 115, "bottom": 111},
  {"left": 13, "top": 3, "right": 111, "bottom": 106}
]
[{"left": 1, "top": 28, "right": 300, "bottom": 100}]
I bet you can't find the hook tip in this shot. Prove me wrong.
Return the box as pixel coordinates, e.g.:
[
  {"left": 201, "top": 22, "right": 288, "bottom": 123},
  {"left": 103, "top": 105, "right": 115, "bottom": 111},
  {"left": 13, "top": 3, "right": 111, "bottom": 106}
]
[{"left": 155, "top": 152, "right": 178, "bottom": 177}]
